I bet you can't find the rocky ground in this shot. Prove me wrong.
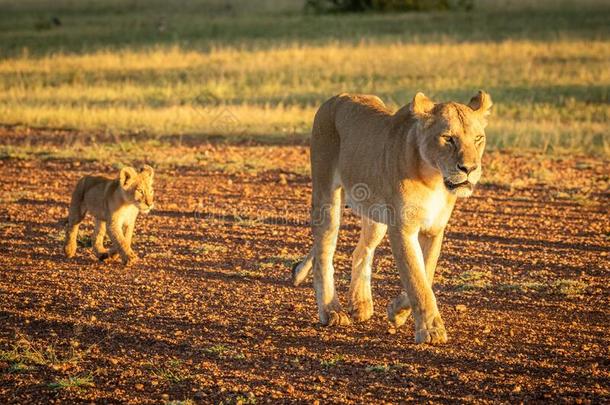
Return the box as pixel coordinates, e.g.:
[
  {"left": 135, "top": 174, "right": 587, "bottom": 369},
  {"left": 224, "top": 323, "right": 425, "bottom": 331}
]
[{"left": 0, "top": 142, "right": 608, "bottom": 403}]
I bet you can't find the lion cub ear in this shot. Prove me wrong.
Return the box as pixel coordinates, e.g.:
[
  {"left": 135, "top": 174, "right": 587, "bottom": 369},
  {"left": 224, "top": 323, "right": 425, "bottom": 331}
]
[
  {"left": 139, "top": 165, "right": 154, "bottom": 180},
  {"left": 119, "top": 166, "right": 137, "bottom": 189},
  {"left": 468, "top": 90, "right": 493, "bottom": 119},
  {"left": 410, "top": 92, "right": 436, "bottom": 119}
]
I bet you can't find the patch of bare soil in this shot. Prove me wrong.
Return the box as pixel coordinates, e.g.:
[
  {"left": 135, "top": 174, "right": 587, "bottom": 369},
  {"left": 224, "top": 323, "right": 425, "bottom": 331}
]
[{"left": 0, "top": 144, "right": 608, "bottom": 403}]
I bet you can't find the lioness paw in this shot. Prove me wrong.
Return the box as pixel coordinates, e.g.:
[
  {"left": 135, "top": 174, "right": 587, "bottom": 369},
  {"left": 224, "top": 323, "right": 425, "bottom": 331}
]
[
  {"left": 415, "top": 327, "right": 448, "bottom": 345},
  {"left": 388, "top": 304, "right": 412, "bottom": 328},
  {"left": 387, "top": 292, "right": 412, "bottom": 328},
  {"left": 349, "top": 300, "right": 374, "bottom": 323},
  {"left": 320, "top": 306, "right": 351, "bottom": 327},
  {"left": 414, "top": 316, "right": 448, "bottom": 345},
  {"left": 325, "top": 310, "right": 351, "bottom": 326}
]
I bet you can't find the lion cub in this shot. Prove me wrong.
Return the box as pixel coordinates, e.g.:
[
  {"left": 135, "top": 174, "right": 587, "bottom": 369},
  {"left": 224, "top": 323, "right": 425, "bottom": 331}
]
[{"left": 64, "top": 165, "right": 155, "bottom": 265}]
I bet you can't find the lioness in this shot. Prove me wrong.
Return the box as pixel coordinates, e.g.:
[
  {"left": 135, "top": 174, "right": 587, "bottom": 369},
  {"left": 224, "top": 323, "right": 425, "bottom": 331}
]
[
  {"left": 292, "top": 91, "right": 492, "bottom": 344},
  {"left": 64, "top": 165, "right": 155, "bottom": 265}
]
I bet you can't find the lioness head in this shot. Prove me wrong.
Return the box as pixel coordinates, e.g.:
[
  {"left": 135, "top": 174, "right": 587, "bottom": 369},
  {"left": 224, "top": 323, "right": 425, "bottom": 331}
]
[
  {"left": 119, "top": 165, "right": 155, "bottom": 213},
  {"left": 410, "top": 91, "right": 493, "bottom": 198}
]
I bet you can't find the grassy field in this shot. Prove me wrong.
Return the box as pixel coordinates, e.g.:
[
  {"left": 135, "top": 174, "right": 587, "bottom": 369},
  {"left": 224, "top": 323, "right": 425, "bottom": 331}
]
[{"left": 0, "top": 0, "right": 609, "bottom": 158}]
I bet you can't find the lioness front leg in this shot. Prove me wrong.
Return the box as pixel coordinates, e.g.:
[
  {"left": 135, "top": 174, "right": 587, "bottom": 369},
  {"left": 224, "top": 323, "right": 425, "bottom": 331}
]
[
  {"left": 388, "top": 225, "right": 447, "bottom": 344},
  {"left": 312, "top": 187, "right": 349, "bottom": 326},
  {"left": 387, "top": 228, "right": 446, "bottom": 327},
  {"left": 348, "top": 216, "right": 386, "bottom": 322},
  {"left": 419, "top": 228, "right": 445, "bottom": 285},
  {"left": 108, "top": 217, "right": 138, "bottom": 266}
]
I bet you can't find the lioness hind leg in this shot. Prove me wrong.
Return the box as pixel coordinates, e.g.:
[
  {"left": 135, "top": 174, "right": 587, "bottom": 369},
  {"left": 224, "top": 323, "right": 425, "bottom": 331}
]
[
  {"left": 309, "top": 96, "right": 349, "bottom": 326},
  {"left": 311, "top": 185, "right": 348, "bottom": 326},
  {"left": 291, "top": 249, "right": 313, "bottom": 287},
  {"left": 348, "top": 216, "right": 386, "bottom": 322}
]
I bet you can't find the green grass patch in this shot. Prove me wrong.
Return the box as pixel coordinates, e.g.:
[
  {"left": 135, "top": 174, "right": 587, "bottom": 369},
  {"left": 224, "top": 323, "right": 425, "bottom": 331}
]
[
  {"left": 49, "top": 374, "right": 95, "bottom": 390},
  {"left": 320, "top": 354, "right": 345, "bottom": 368},
  {"left": 366, "top": 363, "right": 390, "bottom": 372}
]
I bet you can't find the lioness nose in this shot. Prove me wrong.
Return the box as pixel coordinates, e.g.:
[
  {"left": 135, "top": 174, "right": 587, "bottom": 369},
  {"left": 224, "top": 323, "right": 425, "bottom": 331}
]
[{"left": 457, "top": 163, "right": 478, "bottom": 174}]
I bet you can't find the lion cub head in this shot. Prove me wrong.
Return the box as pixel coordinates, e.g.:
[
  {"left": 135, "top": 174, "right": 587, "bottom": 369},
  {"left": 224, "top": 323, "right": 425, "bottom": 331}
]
[
  {"left": 119, "top": 165, "right": 155, "bottom": 213},
  {"left": 411, "top": 91, "right": 493, "bottom": 198}
]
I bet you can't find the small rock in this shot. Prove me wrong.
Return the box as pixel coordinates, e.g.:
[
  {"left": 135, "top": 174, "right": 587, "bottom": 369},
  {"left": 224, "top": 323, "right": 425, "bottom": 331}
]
[
  {"left": 387, "top": 327, "right": 397, "bottom": 335},
  {"left": 135, "top": 383, "right": 144, "bottom": 391},
  {"left": 512, "top": 385, "right": 521, "bottom": 393},
  {"left": 161, "top": 394, "right": 169, "bottom": 400},
  {"left": 455, "top": 304, "right": 467, "bottom": 312}
]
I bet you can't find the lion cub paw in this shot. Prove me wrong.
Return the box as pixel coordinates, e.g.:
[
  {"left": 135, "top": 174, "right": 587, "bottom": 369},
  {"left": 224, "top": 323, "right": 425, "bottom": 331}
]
[
  {"left": 349, "top": 300, "right": 374, "bottom": 323},
  {"left": 122, "top": 253, "right": 139, "bottom": 266},
  {"left": 64, "top": 244, "right": 77, "bottom": 258},
  {"left": 414, "top": 316, "right": 448, "bottom": 345}
]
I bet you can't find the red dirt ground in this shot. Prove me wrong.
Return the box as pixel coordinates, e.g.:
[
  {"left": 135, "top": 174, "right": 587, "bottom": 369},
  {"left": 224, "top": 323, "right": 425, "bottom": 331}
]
[{"left": 0, "top": 142, "right": 608, "bottom": 404}]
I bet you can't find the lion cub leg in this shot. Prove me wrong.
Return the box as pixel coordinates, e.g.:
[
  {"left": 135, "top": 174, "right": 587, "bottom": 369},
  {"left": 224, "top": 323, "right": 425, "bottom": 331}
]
[
  {"left": 348, "top": 217, "right": 386, "bottom": 322},
  {"left": 92, "top": 219, "right": 109, "bottom": 260},
  {"left": 64, "top": 192, "right": 86, "bottom": 258},
  {"left": 107, "top": 216, "right": 138, "bottom": 266}
]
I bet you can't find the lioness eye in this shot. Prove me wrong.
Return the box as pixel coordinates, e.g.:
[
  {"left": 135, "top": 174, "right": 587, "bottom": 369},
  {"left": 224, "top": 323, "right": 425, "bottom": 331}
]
[
  {"left": 443, "top": 136, "right": 455, "bottom": 145},
  {"left": 476, "top": 136, "right": 485, "bottom": 143}
]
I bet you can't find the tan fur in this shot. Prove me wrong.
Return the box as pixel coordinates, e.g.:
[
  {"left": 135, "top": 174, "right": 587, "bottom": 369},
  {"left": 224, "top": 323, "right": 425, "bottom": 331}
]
[
  {"left": 292, "top": 91, "right": 492, "bottom": 344},
  {"left": 64, "top": 165, "right": 155, "bottom": 265}
]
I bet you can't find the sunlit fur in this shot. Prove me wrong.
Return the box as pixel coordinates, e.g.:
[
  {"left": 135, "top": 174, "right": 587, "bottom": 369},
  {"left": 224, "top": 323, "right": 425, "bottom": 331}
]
[
  {"left": 64, "top": 165, "right": 155, "bottom": 265},
  {"left": 292, "top": 91, "right": 492, "bottom": 345}
]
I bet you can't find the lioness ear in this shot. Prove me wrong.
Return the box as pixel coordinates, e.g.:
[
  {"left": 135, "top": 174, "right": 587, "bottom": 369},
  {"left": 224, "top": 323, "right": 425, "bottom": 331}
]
[
  {"left": 140, "top": 165, "right": 154, "bottom": 180},
  {"left": 468, "top": 90, "right": 493, "bottom": 118},
  {"left": 119, "top": 167, "right": 137, "bottom": 188},
  {"left": 410, "top": 92, "right": 435, "bottom": 119}
]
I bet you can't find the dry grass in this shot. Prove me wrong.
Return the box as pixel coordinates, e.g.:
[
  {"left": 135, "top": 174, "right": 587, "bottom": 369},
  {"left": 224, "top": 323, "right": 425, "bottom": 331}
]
[{"left": 0, "top": 0, "right": 608, "bottom": 156}]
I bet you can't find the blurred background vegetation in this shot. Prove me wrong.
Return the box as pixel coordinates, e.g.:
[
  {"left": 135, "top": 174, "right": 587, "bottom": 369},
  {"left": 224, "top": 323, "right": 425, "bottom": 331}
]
[{"left": 0, "top": 0, "right": 608, "bottom": 158}]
